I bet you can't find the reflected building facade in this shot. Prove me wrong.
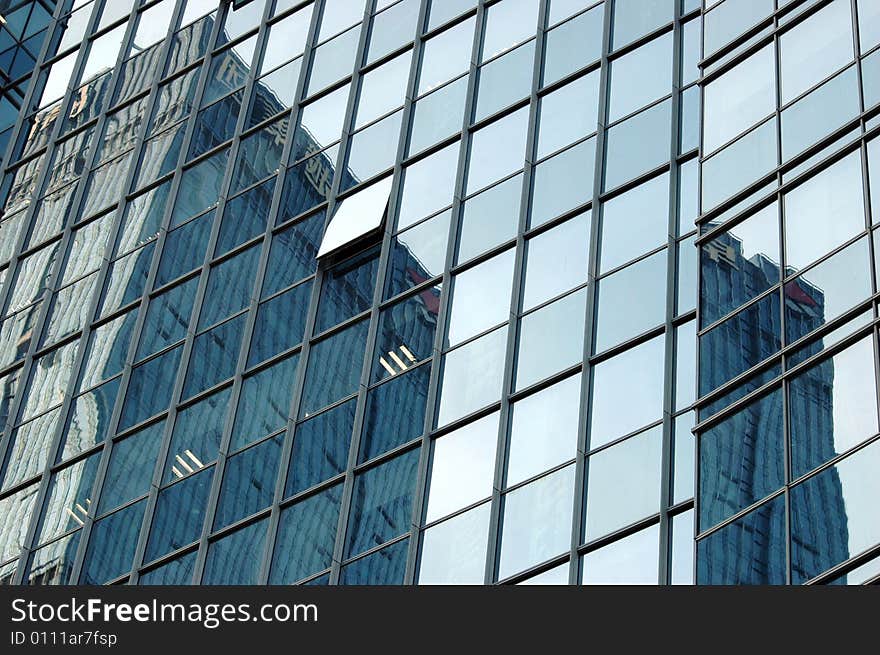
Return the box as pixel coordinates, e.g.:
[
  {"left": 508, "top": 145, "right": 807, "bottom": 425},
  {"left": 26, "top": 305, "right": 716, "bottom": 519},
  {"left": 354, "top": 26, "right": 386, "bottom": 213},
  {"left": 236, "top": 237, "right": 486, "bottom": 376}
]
[{"left": 0, "top": 0, "right": 876, "bottom": 588}]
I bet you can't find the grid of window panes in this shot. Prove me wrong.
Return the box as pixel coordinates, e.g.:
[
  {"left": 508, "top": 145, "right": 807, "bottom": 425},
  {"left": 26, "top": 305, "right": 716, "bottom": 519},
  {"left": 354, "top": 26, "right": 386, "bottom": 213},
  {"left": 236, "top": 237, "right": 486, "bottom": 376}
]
[
  {"left": 0, "top": 1, "right": 57, "bottom": 166},
  {"left": 696, "top": 0, "right": 880, "bottom": 585},
  {"left": 0, "top": 0, "right": 700, "bottom": 587}
]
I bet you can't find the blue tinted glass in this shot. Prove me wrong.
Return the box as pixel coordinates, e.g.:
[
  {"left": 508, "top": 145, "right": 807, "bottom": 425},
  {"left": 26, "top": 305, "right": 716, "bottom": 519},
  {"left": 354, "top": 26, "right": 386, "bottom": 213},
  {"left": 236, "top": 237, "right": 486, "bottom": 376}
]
[
  {"left": 791, "top": 439, "right": 880, "bottom": 584},
  {"left": 361, "top": 363, "right": 429, "bottom": 462},
  {"left": 248, "top": 281, "right": 311, "bottom": 367},
  {"left": 215, "top": 434, "right": 283, "bottom": 530},
  {"left": 699, "top": 291, "right": 781, "bottom": 396},
  {"left": 189, "top": 90, "right": 243, "bottom": 159},
  {"left": 315, "top": 247, "right": 379, "bottom": 333},
  {"left": 98, "top": 422, "right": 164, "bottom": 514},
  {"left": 217, "top": 177, "right": 276, "bottom": 256},
  {"left": 372, "top": 291, "right": 439, "bottom": 383},
  {"left": 139, "top": 550, "right": 196, "bottom": 585},
  {"left": 202, "top": 519, "right": 267, "bottom": 584},
  {"left": 231, "top": 118, "right": 287, "bottom": 193},
  {"left": 270, "top": 484, "right": 342, "bottom": 584},
  {"left": 26, "top": 531, "right": 81, "bottom": 585},
  {"left": 120, "top": 346, "right": 183, "bottom": 430},
  {"left": 287, "top": 399, "right": 355, "bottom": 496},
  {"left": 156, "top": 210, "right": 214, "bottom": 287},
  {"left": 789, "top": 337, "right": 878, "bottom": 479},
  {"left": 198, "top": 245, "right": 261, "bottom": 329},
  {"left": 696, "top": 494, "right": 786, "bottom": 584},
  {"left": 612, "top": 0, "right": 673, "bottom": 49},
  {"left": 136, "top": 277, "right": 198, "bottom": 359},
  {"left": 182, "top": 314, "right": 245, "bottom": 399},
  {"left": 604, "top": 99, "right": 671, "bottom": 192},
  {"left": 80, "top": 500, "right": 146, "bottom": 584},
  {"left": 340, "top": 538, "right": 408, "bottom": 584},
  {"left": 263, "top": 211, "right": 324, "bottom": 296},
  {"left": 231, "top": 354, "right": 299, "bottom": 450},
  {"left": 36, "top": 454, "right": 101, "bottom": 544},
  {"left": 164, "top": 387, "right": 231, "bottom": 484},
  {"left": 699, "top": 388, "right": 784, "bottom": 531},
  {"left": 385, "top": 210, "right": 449, "bottom": 299},
  {"left": 344, "top": 448, "right": 419, "bottom": 558},
  {"left": 145, "top": 467, "right": 213, "bottom": 563},
  {"left": 101, "top": 243, "right": 155, "bottom": 315},
  {"left": 59, "top": 377, "right": 120, "bottom": 460},
  {"left": 300, "top": 319, "right": 369, "bottom": 418},
  {"left": 457, "top": 175, "right": 521, "bottom": 264},
  {"left": 543, "top": 5, "right": 603, "bottom": 86},
  {"left": 171, "top": 148, "right": 229, "bottom": 226}
]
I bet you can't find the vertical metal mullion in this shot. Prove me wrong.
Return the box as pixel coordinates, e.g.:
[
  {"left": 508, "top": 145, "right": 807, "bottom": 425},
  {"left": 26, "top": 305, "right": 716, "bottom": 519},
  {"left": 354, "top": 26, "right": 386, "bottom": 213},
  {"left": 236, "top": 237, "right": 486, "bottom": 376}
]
[
  {"left": 484, "top": 0, "right": 548, "bottom": 586},
  {"left": 397, "top": 2, "right": 483, "bottom": 586},
  {"left": 399, "top": 0, "right": 471, "bottom": 586},
  {"left": 116, "top": 0, "right": 228, "bottom": 586},
  {"left": 319, "top": 0, "right": 389, "bottom": 586},
  {"left": 568, "top": 0, "right": 613, "bottom": 586},
  {"left": 68, "top": 3, "right": 230, "bottom": 586},
  {"left": 153, "top": 3, "right": 286, "bottom": 585},
  {"left": 244, "top": 0, "right": 328, "bottom": 585},
  {"left": 4, "top": 0, "right": 146, "bottom": 585},
  {"left": 659, "top": 2, "right": 685, "bottom": 587}
]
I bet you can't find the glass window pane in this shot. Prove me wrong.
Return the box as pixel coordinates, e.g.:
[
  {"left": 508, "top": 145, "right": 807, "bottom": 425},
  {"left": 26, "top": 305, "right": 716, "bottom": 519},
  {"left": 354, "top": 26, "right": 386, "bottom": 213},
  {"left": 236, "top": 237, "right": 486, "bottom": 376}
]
[
  {"left": 543, "top": 4, "right": 602, "bottom": 86},
  {"left": 608, "top": 32, "right": 672, "bottom": 123},
  {"left": 340, "top": 538, "right": 408, "bottom": 584},
  {"left": 120, "top": 346, "right": 182, "bottom": 430},
  {"left": 474, "top": 40, "right": 534, "bottom": 122},
  {"left": 784, "top": 151, "right": 865, "bottom": 273},
  {"left": 270, "top": 484, "right": 342, "bottom": 583},
  {"left": 696, "top": 494, "right": 786, "bottom": 584},
  {"left": 231, "top": 354, "right": 299, "bottom": 450},
  {"left": 790, "top": 336, "right": 878, "bottom": 479},
  {"left": 604, "top": 99, "right": 671, "bottom": 192},
  {"left": 361, "top": 363, "right": 430, "bottom": 462},
  {"left": 481, "top": 0, "right": 539, "bottom": 61},
  {"left": 344, "top": 449, "right": 419, "bottom": 557},
  {"left": 418, "top": 17, "right": 474, "bottom": 95},
  {"left": 589, "top": 335, "right": 665, "bottom": 450},
  {"left": 600, "top": 172, "right": 669, "bottom": 274},
  {"left": 139, "top": 551, "right": 196, "bottom": 585},
  {"left": 418, "top": 502, "right": 489, "bottom": 584},
  {"left": 700, "top": 202, "right": 780, "bottom": 327},
  {"left": 164, "top": 387, "right": 230, "bottom": 484},
  {"left": 300, "top": 320, "right": 368, "bottom": 418},
  {"left": 366, "top": 0, "right": 420, "bottom": 64},
  {"left": 673, "top": 412, "right": 696, "bottom": 505},
  {"left": 248, "top": 281, "right": 311, "bottom": 367},
  {"left": 437, "top": 326, "right": 508, "bottom": 427},
  {"left": 703, "top": 44, "right": 775, "bottom": 155},
  {"left": 594, "top": 250, "right": 667, "bottom": 352},
  {"left": 98, "top": 424, "right": 163, "bottom": 515},
  {"left": 498, "top": 464, "right": 575, "bottom": 579},
  {"left": 214, "top": 435, "right": 283, "bottom": 530},
  {"left": 585, "top": 426, "right": 662, "bottom": 541},
  {"left": 355, "top": 52, "right": 411, "bottom": 129},
  {"left": 182, "top": 314, "right": 245, "bottom": 399},
  {"left": 36, "top": 454, "right": 101, "bottom": 545},
  {"left": 136, "top": 277, "right": 198, "bottom": 359},
  {"left": 791, "top": 439, "right": 880, "bottom": 583},
  {"left": 611, "top": 0, "right": 673, "bottom": 49},
  {"left": 522, "top": 212, "right": 590, "bottom": 311},
  {"left": 372, "top": 290, "right": 438, "bottom": 383},
  {"left": 425, "top": 412, "right": 498, "bottom": 523},
  {"left": 515, "top": 288, "right": 586, "bottom": 390},
  {"left": 699, "top": 388, "right": 784, "bottom": 531},
  {"left": 397, "top": 141, "right": 459, "bottom": 230},
  {"left": 202, "top": 519, "right": 267, "bottom": 584},
  {"left": 385, "top": 210, "right": 449, "bottom": 299},
  {"left": 446, "top": 249, "right": 515, "bottom": 347},
  {"left": 198, "top": 245, "right": 261, "bottom": 329},
  {"left": 409, "top": 76, "right": 467, "bottom": 156},
  {"left": 287, "top": 399, "right": 355, "bottom": 496},
  {"left": 457, "top": 174, "right": 521, "bottom": 264},
  {"left": 508, "top": 374, "right": 580, "bottom": 486},
  {"left": 466, "top": 106, "right": 529, "bottom": 194},
  {"left": 530, "top": 136, "right": 595, "bottom": 228},
  {"left": 145, "top": 467, "right": 213, "bottom": 562},
  {"left": 537, "top": 70, "right": 599, "bottom": 159},
  {"left": 80, "top": 500, "right": 145, "bottom": 584},
  {"left": 780, "top": 0, "right": 853, "bottom": 105},
  {"left": 315, "top": 247, "right": 379, "bottom": 332},
  {"left": 582, "top": 524, "right": 660, "bottom": 584}
]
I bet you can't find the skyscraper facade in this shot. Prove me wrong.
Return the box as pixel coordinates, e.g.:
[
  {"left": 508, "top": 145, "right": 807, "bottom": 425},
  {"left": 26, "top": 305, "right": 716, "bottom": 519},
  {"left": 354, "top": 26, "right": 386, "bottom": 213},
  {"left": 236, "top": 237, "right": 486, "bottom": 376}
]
[{"left": 0, "top": 0, "right": 874, "bottom": 587}]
